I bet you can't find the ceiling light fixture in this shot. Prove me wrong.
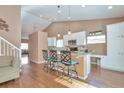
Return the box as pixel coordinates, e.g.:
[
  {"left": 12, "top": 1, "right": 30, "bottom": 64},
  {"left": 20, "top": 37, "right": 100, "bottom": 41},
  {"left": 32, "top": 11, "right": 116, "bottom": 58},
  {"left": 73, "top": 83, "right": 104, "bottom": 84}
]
[
  {"left": 81, "top": 5, "right": 86, "bottom": 7},
  {"left": 108, "top": 6, "right": 113, "bottom": 9},
  {"left": 67, "top": 6, "right": 71, "bottom": 35},
  {"left": 57, "top": 10, "right": 61, "bottom": 14},
  {"left": 40, "top": 15, "right": 43, "bottom": 18},
  {"left": 57, "top": 6, "right": 61, "bottom": 38},
  {"left": 67, "top": 16, "right": 71, "bottom": 20},
  {"left": 49, "top": 18, "right": 52, "bottom": 21},
  {"left": 54, "top": 18, "right": 57, "bottom": 21},
  {"left": 57, "top": 33, "right": 60, "bottom": 37},
  {"left": 57, "top": 5, "right": 61, "bottom": 14},
  {"left": 68, "top": 31, "right": 71, "bottom": 35}
]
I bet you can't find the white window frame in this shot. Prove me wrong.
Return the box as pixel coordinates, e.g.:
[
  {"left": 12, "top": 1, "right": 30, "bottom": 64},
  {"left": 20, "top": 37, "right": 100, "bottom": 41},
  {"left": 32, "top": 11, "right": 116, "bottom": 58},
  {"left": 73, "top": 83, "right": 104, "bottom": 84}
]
[
  {"left": 87, "top": 35, "right": 106, "bottom": 44},
  {"left": 21, "top": 43, "right": 28, "bottom": 50},
  {"left": 56, "top": 39, "right": 64, "bottom": 47}
]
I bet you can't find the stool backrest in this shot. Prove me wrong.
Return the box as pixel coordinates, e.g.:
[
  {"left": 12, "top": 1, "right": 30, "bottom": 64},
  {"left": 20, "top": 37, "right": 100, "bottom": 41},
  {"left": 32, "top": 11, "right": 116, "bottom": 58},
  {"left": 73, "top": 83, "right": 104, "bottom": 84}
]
[
  {"left": 49, "top": 50, "right": 57, "bottom": 60},
  {"left": 60, "top": 51, "right": 71, "bottom": 64},
  {"left": 42, "top": 50, "right": 48, "bottom": 61}
]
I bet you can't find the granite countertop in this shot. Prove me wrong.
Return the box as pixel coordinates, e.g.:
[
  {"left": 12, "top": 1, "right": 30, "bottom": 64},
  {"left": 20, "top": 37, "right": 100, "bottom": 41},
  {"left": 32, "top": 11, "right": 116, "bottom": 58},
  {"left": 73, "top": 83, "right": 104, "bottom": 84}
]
[
  {"left": 71, "top": 51, "right": 91, "bottom": 57},
  {"left": 71, "top": 51, "right": 106, "bottom": 58},
  {"left": 90, "top": 54, "right": 106, "bottom": 58}
]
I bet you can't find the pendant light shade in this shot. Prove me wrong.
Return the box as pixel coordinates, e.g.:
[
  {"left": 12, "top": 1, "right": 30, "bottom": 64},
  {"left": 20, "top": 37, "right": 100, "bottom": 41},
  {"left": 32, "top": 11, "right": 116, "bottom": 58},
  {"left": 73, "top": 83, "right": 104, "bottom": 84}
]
[
  {"left": 57, "top": 5, "right": 61, "bottom": 14},
  {"left": 67, "top": 6, "right": 71, "bottom": 35},
  {"left": 57, "top": 33, "right": 60, "bottom": 37},
  {"left": 68, "top": 31, "right": 71, "bottom": 35}
]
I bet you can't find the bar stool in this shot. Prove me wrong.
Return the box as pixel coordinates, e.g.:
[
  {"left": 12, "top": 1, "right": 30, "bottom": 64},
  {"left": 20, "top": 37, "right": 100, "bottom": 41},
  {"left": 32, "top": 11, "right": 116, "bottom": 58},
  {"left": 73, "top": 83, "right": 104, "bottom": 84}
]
[
  {"left": 60, "top": 50, "right": 78, "bottom": 83},
  {"left": 49, "top": 50, "right": 64, "bottom": 74},
  {"left": 42, "top": 50, "right": 50, "bottom": 72}
]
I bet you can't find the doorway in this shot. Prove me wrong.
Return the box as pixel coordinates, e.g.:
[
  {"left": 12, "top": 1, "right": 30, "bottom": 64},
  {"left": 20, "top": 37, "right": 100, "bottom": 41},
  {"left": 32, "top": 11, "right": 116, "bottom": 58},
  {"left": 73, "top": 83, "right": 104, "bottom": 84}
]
[{"left": 21, "top": 43, "right": 29, "bottom": 65}]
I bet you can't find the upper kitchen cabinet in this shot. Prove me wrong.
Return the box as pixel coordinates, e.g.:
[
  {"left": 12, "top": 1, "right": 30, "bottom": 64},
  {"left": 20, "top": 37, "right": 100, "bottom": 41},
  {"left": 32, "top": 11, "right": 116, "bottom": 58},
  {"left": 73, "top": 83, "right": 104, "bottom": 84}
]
[
  {"left": 76, "top": 31, "right": 86, "bottom": 45},
  {"left": 63, "top": 31, "right": 86, "bottom": 46},
  {"left": 63, "top": 35, "right": 68, "bottom": 46},
  {"left": 48, "top": 37, "right": 56, "bottom": 46}
]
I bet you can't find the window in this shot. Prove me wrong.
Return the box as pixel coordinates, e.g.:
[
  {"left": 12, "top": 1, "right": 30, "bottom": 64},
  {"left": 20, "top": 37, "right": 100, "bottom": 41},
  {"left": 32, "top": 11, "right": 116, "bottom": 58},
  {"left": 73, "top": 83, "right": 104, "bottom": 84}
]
[
  {"left": 21, "top": 43, "right": 29, "bottom": 64},
  {"left": 21, "top": 43, "right": 28, "bottom": 50},
  {"left": 56, "top": 39, "right": 63, "bottom": 47},
  {"left": 48, "top": 37, "right": 56, "bottom": 46},
  {"left": 87, "top": 35, "right": 105, "bottom": 44}
]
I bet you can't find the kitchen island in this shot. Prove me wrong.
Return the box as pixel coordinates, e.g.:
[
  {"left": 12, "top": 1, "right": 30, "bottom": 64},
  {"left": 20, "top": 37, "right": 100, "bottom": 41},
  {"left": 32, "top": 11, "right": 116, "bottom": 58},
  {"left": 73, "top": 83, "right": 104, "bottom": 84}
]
[
  {"left": 55, "top": 49, "right": 91, "bottom": 80},
  {"left": 71, "top": 52, "right": 91, "bottom": 80}
]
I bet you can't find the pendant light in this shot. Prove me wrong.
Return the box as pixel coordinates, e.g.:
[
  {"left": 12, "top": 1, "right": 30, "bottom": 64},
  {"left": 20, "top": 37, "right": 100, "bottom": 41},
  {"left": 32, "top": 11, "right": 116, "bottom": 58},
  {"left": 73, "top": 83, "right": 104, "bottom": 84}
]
[
  {"left": 68, "top": 31, "right": 71, "bottom": 35},
  {"left": 57, "top": 5, "right": 61, "bottom": 38},
  {"left": 67, "top": 6, "right": 71, "bottom": 35},
  {"left": 57, "top": 33, "right": 60, "bottom": 37},
  {"left": 57, "top": 5, "right": 61, "bottom": 14}
]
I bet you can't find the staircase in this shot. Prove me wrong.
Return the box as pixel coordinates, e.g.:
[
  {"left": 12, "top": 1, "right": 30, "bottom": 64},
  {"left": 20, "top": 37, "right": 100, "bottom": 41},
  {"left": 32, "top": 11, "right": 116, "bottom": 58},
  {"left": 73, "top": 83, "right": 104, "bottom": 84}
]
[{"left": 0, "top": 36, "right": 21, "bottom": 60}]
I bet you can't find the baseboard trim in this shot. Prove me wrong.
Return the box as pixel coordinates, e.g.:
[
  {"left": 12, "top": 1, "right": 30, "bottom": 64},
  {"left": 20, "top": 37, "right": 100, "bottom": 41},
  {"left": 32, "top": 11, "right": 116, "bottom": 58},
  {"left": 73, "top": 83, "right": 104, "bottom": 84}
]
[
  {"left": 30, "top": 59, "right": 42, "bottom": 64},
  {"left": 91, "top": 62, "right": 97, "bottom": 65},
  {"left": 101, "top": 66, "right": 124, "bottom": 72},
  {"left": 91, "top": 61, "right": 100, "bottom": 66}
]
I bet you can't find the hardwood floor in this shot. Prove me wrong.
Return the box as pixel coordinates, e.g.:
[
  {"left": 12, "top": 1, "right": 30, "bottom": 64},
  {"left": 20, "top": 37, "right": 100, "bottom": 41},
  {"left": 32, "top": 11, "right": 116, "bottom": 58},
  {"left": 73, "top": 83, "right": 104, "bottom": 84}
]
[
  {"left": 0, "top": 62, "right": 67, "bottom": 88},
  {"left": 0, "top": 58, "right": 124, "bottom": 88},
  {"left": 86, "top": 64, "right": 124, "bottom": 88}
]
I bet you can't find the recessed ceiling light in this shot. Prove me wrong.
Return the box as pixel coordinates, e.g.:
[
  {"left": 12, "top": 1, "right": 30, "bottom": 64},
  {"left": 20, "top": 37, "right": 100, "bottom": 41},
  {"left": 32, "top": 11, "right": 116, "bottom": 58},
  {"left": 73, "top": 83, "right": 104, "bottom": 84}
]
[
  {"left": 57, "top": 10, "right": 61, "bottom": 14},
  {"left": 81, "top": 5, "right": 85, "bottom": 7},
  {"left": 54, "top": 18, "right": 57, "bottom": 21},
  {"left": 67, "top": 16, "right": 71, "bottom": 20},
  {"left": 57, "top": 5, "right": 61, "bottom": 14},
  {"left": 49, "top": 21, "right": 52, "bottom": 24},
  {"left": 40, "top": 15, "right": 43, "bottom": 18},
  {"left": 49, "top": 18, "right": 52, "bottom": 21},
  {"left": 108, "top": 6, "right": 113, "bottom": 9}
]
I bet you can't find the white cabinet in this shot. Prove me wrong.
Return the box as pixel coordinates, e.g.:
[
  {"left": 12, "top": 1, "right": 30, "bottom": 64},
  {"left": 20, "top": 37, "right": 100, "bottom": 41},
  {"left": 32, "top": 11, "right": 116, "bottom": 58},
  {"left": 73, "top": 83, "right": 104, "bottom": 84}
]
[
  {"left": 63, "top": 35, "right": 68, "bottom": 46},
  {"left": 101, "top": 22, "right": 124, "bottom": 72},
  {"left": 70, "top": 33, "right": 76, "bottom": 40},
  {"left": 76, "top": 32, "right": 86, "bottom": 45},
  {"left": 48, "top": 37, "right": 56, "bottom": 46},
  {"left": 63, "top": 34, "right": 74, "bottom": 46},
  {"left": 63, "top": 31, "right": 86, "bottom": 46},
  {"left": 107, "top": 22, "right": 124, "bottom": 56}
]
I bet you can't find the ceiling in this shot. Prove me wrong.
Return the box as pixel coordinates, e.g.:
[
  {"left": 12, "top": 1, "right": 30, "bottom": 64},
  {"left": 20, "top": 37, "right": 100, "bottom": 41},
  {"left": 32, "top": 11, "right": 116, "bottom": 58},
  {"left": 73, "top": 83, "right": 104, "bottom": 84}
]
[{"left": 21, "top": 5, "right": 124, "bottom": 39}]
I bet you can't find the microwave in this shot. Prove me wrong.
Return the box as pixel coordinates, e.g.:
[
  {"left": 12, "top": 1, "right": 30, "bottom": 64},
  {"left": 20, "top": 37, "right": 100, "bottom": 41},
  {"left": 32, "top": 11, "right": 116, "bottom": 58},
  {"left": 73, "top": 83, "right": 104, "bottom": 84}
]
[{"left": 68, "top": 40, "right": 77, "bottom": 45}]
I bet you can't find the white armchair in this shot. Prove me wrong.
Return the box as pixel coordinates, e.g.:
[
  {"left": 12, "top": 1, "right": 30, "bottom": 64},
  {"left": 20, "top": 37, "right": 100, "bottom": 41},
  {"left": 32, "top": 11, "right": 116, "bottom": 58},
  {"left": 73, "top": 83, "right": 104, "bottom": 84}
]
[{"left": 0, "top": 56, "right": 20, "bottom": 83}]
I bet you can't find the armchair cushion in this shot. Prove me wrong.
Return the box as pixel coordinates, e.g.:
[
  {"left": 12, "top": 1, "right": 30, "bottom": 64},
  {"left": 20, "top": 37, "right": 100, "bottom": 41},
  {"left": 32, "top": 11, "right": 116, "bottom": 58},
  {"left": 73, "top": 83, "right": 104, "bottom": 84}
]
[
  {"left": 0, "top": 56, "right": 13, "bottom": 67},
  {"left": 0, "top": 56, "right": 20, "bottom": 83},
  {"left": 0, "top": 66, "right": 16, "bottom": 77}
]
